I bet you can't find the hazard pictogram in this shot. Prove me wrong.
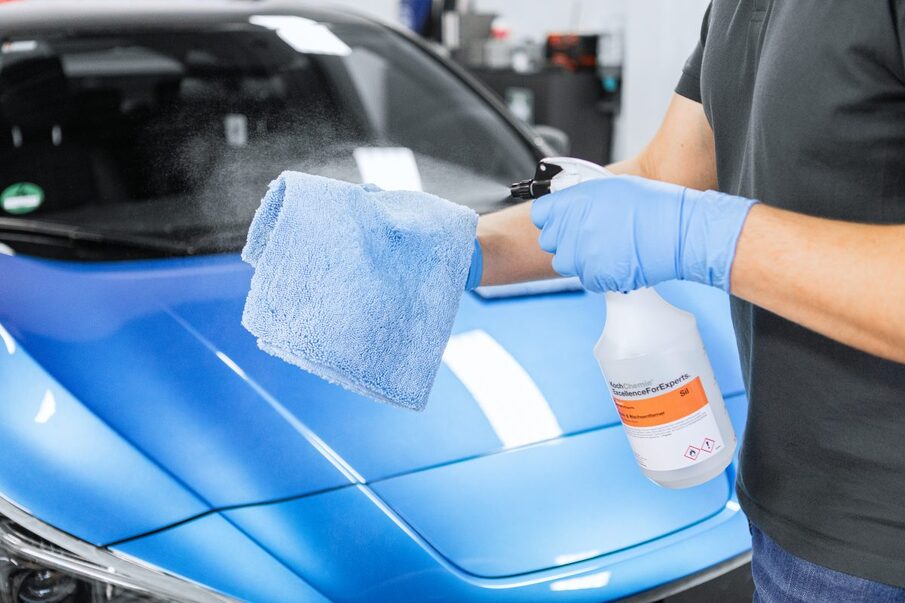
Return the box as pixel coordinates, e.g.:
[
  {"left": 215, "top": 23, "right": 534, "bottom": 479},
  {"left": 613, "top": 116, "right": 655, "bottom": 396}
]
[
  {"left": 684, "top": 446, "right": 701, "bottom": 461},
  {"left": 686, "top": 437, "right": 719, "bottom": 462}
]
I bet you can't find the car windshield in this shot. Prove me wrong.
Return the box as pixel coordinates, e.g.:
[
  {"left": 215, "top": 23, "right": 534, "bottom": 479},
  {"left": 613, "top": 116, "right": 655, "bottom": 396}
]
[{"left": 0, "top": 15, "right": 537, "bottom": 259}]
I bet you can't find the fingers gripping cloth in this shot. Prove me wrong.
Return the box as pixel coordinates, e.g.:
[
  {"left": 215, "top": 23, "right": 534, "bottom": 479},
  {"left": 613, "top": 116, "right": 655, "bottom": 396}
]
[{"left": 241, "top": 172, "right": 478, "bottom": 411}]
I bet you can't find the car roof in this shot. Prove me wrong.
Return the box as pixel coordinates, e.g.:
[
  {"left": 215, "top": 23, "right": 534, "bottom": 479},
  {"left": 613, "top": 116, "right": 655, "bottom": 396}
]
[{"left": 0, "top": 0, "right": 374, "bottom": 32}]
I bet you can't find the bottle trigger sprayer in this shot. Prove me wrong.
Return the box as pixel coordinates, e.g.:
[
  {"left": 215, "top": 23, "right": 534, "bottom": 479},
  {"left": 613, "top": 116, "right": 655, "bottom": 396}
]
[{"left": 511, "top": 158, "right": 737, "bottom": 489}]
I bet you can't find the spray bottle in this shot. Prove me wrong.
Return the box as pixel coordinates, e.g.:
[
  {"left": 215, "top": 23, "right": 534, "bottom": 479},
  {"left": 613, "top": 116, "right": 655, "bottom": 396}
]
[{"left": 510, "top": 158, "right": 736, "bottom": 488}]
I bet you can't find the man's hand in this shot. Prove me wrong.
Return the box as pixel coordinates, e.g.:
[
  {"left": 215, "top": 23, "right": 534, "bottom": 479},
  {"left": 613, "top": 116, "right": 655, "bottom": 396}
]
[
  {"left": 530, "top": 175, "right": 757, "bottom": 293},
  {"left": 475, "top": 94, "right": 717, "bottom": 288}
]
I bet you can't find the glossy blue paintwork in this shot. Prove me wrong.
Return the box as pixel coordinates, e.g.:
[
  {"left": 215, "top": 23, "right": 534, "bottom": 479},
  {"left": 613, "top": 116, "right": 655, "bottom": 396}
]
[
  {"left": 112, "top": 394, "right": 749, "bottom": 602},
  {"left": 0, "top": 329, "right": 207, "bottom": 544},
  {"left": 114, "top": 512, "right": 328, "bottom": 603},
  {"left": 0, "top": 254, "right": 356, "bottom": 515},
  {"left": 369, "top": 419, "right": 733, "bottom": 577},
  {"left": 0, "top": 252, "right": 742, "bottom": 497},
  {"left": 0, "top": 249, "right": 751, "bottom": 600},
  {"left": 174, "top": 272, "right": 741, "bottom": 485},
  {"left": 119, "top": 493, "right": 750, "bottom": 602}
]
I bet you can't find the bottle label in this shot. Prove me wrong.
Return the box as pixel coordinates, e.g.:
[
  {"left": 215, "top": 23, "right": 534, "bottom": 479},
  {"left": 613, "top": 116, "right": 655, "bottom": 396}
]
[{"left": 602, "top": 348, "right": 726, "bottom": 472}]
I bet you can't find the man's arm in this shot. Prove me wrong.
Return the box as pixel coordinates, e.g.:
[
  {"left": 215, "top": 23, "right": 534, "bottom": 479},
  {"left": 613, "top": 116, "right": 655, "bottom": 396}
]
[
  {"left": 731, "top": 206, "right": 905, "bottom": 363},
  {"left": 478, "top": 92, "right": 905, "bottom": 364},
  {"left": 477, "top": 94, "right": 716, "bottom": 286}
]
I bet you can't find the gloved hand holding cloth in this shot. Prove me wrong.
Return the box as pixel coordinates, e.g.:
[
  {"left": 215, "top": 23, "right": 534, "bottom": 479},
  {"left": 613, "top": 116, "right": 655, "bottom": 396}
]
[{"left": 530, "top": 175, "right": 759, "bottom": 293}]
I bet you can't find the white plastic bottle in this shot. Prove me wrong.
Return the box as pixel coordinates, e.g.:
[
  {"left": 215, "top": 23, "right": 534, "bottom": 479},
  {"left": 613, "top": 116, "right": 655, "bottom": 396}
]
[
  {"left": 595, "top": 288, "right": 736, "bottom": 488},
  {"left": 510, "top": 157, "right": 738, "bottom": 488}
]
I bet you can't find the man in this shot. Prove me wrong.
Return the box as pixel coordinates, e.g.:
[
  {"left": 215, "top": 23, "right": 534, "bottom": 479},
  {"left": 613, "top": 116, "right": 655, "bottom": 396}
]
[{"left": 466, "top": 2, "right": 905, "bottom": 601}]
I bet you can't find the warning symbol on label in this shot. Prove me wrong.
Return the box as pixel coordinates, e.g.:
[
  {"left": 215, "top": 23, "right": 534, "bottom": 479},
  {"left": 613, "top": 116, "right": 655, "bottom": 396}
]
[
  {"left": 684, "top": 446, "right": 701, "bottom": 461},
  {"left": 701, "top": 438, "right": 716, "bottom": 453}
]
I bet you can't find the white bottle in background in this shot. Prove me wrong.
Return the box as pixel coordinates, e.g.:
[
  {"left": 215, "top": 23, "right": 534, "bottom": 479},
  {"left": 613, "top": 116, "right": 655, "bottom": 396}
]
[{"left": 595, "top": 287, "right": 736, "bottom": 489}]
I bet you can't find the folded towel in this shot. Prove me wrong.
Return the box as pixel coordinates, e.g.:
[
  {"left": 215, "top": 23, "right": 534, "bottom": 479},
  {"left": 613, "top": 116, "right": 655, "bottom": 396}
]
[
  {"left": 242, "top": 178, "right": 382, "bottom": 268},
  {"left": 242, "top": 172, "right": 478, "bottom": 411}
]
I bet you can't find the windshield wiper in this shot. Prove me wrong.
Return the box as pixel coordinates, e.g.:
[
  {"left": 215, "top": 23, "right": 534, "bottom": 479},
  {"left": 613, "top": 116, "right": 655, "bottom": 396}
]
[{"left": 0, "top": 218, "right": 198, "bottom": 255}]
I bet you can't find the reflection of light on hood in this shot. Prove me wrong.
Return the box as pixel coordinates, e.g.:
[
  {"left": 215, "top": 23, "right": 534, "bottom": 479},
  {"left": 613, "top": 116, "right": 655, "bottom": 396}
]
[
  {"left": 554, "top": 550, "right": 602, "bottom": 566},
  {"left": 0, "top": 322, "right": 15, "bottom": 355},
  {"left": 35, "top": 390, "right": 56, "bottom": 424},
  {"left": 216, "top": 351, "right": 248, "bottom": 380},
  {"left": 443, "top": 330, "right": 562, "bottom": 448},
  {"left": 550, "top": 570, "right": 612, "bottom": 592},
  {"left": 726, "top": 500, "right": 741, "bottom": 512}
]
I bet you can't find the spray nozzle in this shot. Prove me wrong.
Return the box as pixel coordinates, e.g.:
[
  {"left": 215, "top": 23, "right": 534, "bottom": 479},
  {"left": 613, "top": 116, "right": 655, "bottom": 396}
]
[
  {"left": 509, "top": 160, "right": 564, "bottom": 200},
  {"left": 509, "top": 178, "right": 550, "bottom": 200},
  {"left": 509, "top": 157, "right": 615, "bottom": 201}
]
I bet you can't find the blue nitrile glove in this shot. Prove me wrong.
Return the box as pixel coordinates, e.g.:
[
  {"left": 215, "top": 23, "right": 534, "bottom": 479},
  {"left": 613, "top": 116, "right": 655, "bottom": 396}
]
[
  {"left": 465, "top": 238, "right": 483, "bottom": 291},
  {"left": 530, "top": 175, "right": 758, "bottom": 293}
]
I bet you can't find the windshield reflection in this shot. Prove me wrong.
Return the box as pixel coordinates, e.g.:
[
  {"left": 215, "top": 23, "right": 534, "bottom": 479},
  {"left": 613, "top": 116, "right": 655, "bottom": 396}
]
[{"left": 0, "top": 15, "right": 536, "bottom": 258}]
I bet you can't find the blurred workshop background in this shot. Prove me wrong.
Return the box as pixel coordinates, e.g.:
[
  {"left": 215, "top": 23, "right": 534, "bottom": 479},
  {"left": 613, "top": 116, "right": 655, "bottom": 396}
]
[{"left": 329, "top": 0, "right": 710, "bottom": 163}]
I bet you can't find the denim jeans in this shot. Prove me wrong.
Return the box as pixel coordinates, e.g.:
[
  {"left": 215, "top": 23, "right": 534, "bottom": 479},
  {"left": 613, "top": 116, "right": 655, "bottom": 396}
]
[{"left": 750, "top": 523, "right": 905, "bottom": 602}]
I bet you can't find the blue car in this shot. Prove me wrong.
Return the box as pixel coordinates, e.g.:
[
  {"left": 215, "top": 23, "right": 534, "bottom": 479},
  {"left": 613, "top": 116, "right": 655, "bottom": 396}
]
[{"left": 0, "top": 1, "right": 752, "bottom": 601}]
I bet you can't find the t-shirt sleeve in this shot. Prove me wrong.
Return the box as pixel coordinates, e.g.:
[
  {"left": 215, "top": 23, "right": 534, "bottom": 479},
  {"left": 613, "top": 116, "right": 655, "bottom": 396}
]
[{"left": 675, "top": 3, "right": 713, "bottom": 103}]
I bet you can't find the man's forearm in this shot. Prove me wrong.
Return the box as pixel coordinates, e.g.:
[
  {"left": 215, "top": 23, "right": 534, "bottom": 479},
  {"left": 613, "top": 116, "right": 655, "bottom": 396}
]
[
  {"left": 476, "top": 203, "right": 553, "bottom": 286},
  {"left": 731, "top": 205, "right": 905, "bottom": 363}
]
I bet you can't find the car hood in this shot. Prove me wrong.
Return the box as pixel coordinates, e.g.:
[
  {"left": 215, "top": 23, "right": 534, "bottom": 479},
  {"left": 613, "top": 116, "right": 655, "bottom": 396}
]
[{"left": 0, "top": 253, "right": 745, "bottom": 544}]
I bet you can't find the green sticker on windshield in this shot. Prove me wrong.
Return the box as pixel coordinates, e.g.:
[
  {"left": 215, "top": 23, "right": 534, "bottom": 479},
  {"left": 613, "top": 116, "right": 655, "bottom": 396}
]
[{"left": 1, "top": 182, "right": 44, "bottom": 215}]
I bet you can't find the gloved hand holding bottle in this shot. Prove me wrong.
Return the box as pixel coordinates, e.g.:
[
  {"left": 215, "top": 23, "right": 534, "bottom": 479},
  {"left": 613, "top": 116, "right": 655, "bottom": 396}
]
[{"left": 528, "top": 175, "right": 758, "bottom": 293}]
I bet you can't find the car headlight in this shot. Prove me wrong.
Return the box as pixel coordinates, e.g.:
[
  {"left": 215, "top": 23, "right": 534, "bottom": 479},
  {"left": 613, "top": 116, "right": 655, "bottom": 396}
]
[{"left": 0, "top": 495, "right": 234, "bottom": 603}]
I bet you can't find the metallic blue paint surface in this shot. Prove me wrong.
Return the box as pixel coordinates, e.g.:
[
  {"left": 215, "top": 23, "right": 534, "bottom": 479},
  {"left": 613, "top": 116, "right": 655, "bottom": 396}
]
[
  {"left": 369, "top": 422, "right": 732, "bottom": 577},
  {"left": 0, "top": 250, "right": 752, "bottom": 601},
  {"left": 115, "top": 395, "right": 749, "bottom": 602},
  {"left": 0, "top": 254, "right": 355, "bottom": 513},
  {"left": 0, "top": 331, "right": 207, "bottom": 545},
  {"left": 114, "top": 512, "right": 328, "bottom": 603}
]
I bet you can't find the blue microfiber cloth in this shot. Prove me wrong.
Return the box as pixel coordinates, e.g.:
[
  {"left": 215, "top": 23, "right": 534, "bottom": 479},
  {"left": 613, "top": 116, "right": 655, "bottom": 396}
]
[{"left": 241, "top": 172, "right": 478, "bottom": 411}]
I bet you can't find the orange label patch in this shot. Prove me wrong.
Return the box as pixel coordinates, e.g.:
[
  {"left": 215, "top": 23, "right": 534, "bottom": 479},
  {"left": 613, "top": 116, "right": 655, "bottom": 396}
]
[{"left": 613, "top": 377, "right": 709, "bottom": 428}]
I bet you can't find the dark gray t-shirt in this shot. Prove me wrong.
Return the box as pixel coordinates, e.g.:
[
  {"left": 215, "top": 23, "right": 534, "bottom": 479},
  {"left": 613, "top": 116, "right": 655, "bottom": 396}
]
[{"left": 677, "top": 0, "right": 905, "bottom": 588}]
